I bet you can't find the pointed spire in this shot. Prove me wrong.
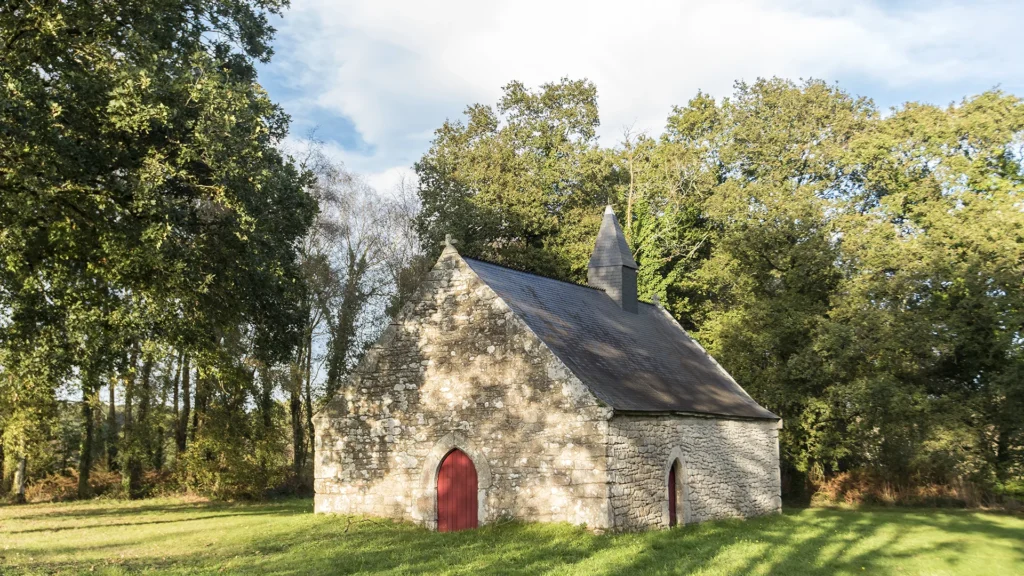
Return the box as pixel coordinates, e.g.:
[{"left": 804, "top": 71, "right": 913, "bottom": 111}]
[
  {"left": 588, "top": 205, "right": 638, "bottom": 270},
  {"left": 588, "top": 205, "right": 638, "bottom": 313}
]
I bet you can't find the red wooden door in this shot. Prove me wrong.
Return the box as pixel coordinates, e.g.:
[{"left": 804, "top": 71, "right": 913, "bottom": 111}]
[
  {"left": 668, "top": 465, "right": 678, "bottom": 527},
  {"left": 437, "top": 449, "right": 478, "bottom": 532}
]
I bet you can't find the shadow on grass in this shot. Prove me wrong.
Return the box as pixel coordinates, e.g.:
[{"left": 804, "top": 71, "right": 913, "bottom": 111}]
[
  {"left": 3, "top": 498, "right": 310, "bottom": 522},
  {"left": 5, "top": 501, "right": 1023, "bottom": 575},
  {"left": 6, "top": 510, "right": 293, "bottom": 534},
  {"left": 252, "top": 507, "right": 1023, "bottom": 576},
  {"left": 227, "top": 507, "right": 1024, "bottom": 575}
]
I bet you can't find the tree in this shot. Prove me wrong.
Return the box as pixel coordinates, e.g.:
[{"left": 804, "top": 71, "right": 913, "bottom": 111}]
[
  {"left": 0, "top": 0, "right": 315, "bottom": 498},
  {"left": 414, "top": 78, "right": 616, "bottom": 280},
  {"left": 825, "top": 91, "right": 1024, "bottom": 483},
  {"left": 414, "top": 77, "right": 1024, "bottom": 496}
]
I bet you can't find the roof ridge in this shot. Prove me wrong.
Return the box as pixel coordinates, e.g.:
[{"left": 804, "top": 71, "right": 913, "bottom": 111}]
[
  {"left": 462, "top": 255, "right": 661, "bottom": 306},
  {"left": 461, "top": 256, "right": 607, "bottom": 292}
]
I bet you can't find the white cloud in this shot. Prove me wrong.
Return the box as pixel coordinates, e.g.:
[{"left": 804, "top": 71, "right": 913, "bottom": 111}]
[
  {"left": 280, "top": 134, "right": 418, "bottom": 196},
  {"left": 267, "top": 0, "right": 1024, "bottom": 175},
  {"left": 364, "top": 166, "right": 418, "bottom": 195}
]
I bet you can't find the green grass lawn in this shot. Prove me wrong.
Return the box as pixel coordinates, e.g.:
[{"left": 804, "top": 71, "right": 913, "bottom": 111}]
[{"left": 1, "top": 498, "right": 1021, "bottom": 575}]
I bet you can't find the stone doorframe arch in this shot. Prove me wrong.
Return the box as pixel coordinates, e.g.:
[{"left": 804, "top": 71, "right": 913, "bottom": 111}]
[
  {"left": 662, "top": 447, "right": 691, "bottom": 528},
  {"left": 418, "top": 432, "right": 492, "bottom": 530}
]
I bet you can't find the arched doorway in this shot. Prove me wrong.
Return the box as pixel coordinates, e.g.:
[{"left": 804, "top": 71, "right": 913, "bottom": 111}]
[
  {"left": 668, "top": 459, "right": 683, "bottom": 527},
  {"left": 437, "top": 449, "right": 478, "bottom": 532}
]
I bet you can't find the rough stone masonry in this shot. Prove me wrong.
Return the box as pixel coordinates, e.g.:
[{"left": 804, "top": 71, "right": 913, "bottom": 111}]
[{"left": 314, "top": 207, "right": 782, "bottom": 531}]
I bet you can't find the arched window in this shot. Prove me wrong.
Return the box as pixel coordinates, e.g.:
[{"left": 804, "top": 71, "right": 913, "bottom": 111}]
[
  {"left": 666, "top": 456, "right": 685, "bottom": 527},
  {"left": 671, "top": 457, "right": 679, "bottom": 524},
  {"left": 437, "top": 449, "right": 478, "bottom": 532}
]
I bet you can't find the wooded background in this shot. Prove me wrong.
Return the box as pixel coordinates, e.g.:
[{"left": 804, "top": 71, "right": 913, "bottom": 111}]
[{"left": 2, "top": 1, "right": 1021, "bottom": 505}]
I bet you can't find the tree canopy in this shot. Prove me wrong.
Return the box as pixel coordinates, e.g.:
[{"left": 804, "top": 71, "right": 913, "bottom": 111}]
[
  {"left": 1, "top": 0, "right": 315, "bottom": 497},
  {"left": 415, "top": 78, "right": 1024, "bottom": 494},
  {"left": 1, "top": 1, "right": 1019, "bottom": 501}
]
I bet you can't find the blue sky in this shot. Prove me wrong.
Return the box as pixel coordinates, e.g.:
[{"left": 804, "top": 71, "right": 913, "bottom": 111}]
[{"left": 257, "top": 0, "right": 1023, "bottom": 192}]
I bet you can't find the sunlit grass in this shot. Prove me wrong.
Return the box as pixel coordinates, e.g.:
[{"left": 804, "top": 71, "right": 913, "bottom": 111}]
[{"left": 1, "top": 497, "right": 1021, "bottom": 575}]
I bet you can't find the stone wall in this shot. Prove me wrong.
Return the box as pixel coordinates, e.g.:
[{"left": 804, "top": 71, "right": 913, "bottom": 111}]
[
  {"left": 313, "top": 247, "right": 614, "bottom": 529},
  {"left": 314, "top": 246, "right": 782, "bottom": 532},
  {"left": 607, "top": 414, "right": 782, "bottom": 530}
]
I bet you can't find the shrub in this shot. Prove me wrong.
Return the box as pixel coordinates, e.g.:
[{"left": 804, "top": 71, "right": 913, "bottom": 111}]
[
  {"left": 177, "top": 406, "right": 288, "bottom": 500},
  {"left": 23, "top": 469, "right": 122, "bottom": 502},
  {"left": 809, "top": 469, "right": 1022, "bottom": 509}
]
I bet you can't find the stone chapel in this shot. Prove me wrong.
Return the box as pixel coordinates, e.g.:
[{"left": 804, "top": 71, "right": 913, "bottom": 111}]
[{"left": 313, "top": 206, "right": 782, "bottom": 532}]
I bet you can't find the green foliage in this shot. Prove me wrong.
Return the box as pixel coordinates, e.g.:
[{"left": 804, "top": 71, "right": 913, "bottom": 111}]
[
  {"left": 415, "top": 78, "right": 615, "bottom": 279},
  {"left": 175, "top": 334, "right": 290, "bottom": 499},
  {"left": 2, "top": 0, "right": 1020, "bottom": 502},
  {"left": 0, "top": 0, "right": 315, "bottom": 498},
  {"left": 177, "top": 411, "right": 288, "bottom": 500},
  {"left": 1, "top": 0, "right": 314, "bottom": 363},
  {"left": 416, "top": 78, "right": 1024, "bottom": 493}
]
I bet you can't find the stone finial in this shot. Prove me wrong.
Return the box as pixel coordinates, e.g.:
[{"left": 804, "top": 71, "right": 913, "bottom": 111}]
[
  {"left": 444, "top": 233, "right": 456, "bottom": 249},
  {"left": 652, "top": 293, "right": 661, "bottom": 307}
]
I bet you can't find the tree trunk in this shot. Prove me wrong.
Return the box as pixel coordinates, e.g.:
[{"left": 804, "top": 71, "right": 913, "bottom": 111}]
[
  {"left": 290, "top": 390, "right": 304, "bottom": 480},
  {"left": 171, "top": 349, "right": 181, "bottom": 447},
  {"left": 626, "top": 143, "right": 635, "bottom": 242},
  {"left": 120, "top": 356, "right": 136, "bottom": 497},
  {"left": 123, "top": 356, "right": 152, "bottom": 498},
  {"left": 138, "top": 357, "right": 153, "bottom": 449},
  {"left": 153, "top": 424, "right": 165, "bottom": 471},
  {"left": 190, "top": 373, "right": 199, "bottom": 443},
  {"left": 304, "top": 326, "right": 315, "bottom": 471},
  {"left": 0, "top": 437, "right": 5, "bottom": 493},
  {"left": 12, "top": 455, "right": 26, "bottom": 504},
  {"left": 290, "top": 347, "right": 305, "bottom": 481},
  {"left": 325, "top": 250, "right": 369, "bottom": 399},
  {"left": 106, "top": 376, "right": 118, "bottom": 471},
  {"left": 259, "top": 367, "right": 274, "bottom": 431},
  {"left": 77, "top": 374, "right": 96, "bottom": 499},
  {"left": 190, "top": 371, "right": 205, "bottom": 443},
  {"left": 153, "top": 357, "right": 170, "bottom": 471},
  {"left": 176, "top": 354, "right": 190, "bottom": 455},
  {"left": 995, "top": 425, "right": 1015, "bottom": 482}
]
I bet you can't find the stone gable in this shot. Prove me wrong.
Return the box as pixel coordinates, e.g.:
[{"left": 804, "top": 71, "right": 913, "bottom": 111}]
[{"left": 314, "top": 248, "right": 615, "bottom": 528}]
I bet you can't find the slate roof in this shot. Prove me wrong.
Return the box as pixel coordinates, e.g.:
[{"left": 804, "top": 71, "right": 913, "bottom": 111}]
[{"left": 462, "top": 257, "right": 779, "bottom": 420}]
